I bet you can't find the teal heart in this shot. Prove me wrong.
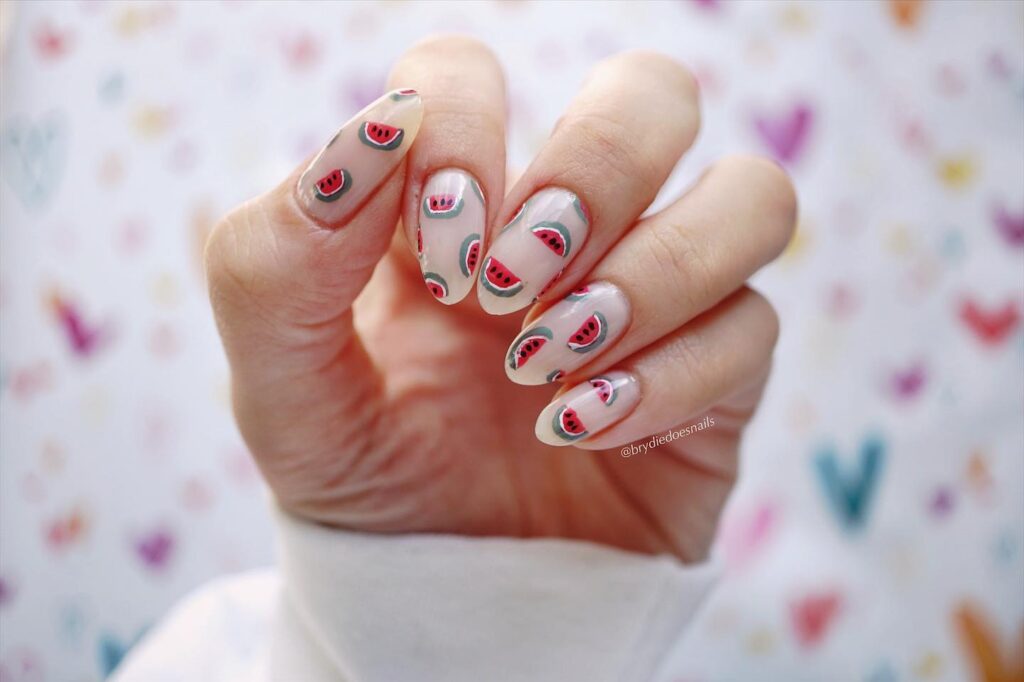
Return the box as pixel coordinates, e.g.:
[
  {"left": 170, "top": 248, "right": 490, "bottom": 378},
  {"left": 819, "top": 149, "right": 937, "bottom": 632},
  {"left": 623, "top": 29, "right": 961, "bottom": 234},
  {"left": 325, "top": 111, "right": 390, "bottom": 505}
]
[
  {"left": 1, "top": 112, "right": 68, "bottom": 211},
  {"left": 814, "top": 434, "right": 886, "bottom": 532}
]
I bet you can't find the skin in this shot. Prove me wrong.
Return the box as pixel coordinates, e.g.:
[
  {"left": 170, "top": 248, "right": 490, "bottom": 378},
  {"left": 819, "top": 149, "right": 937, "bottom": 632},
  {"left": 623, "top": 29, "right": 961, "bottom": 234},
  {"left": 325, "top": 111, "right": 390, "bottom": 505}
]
[{"left": 205, "top": 38, "right": 797, "bottom": 563}]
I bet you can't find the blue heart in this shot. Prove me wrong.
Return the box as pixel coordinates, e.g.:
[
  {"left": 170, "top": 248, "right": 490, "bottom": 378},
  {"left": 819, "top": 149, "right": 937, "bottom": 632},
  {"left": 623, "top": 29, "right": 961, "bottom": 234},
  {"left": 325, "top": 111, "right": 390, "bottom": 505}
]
[
  {"left": 97, "top": 627, "right": 147, "bottom": 678},
  {"left": 814, "top": 435, "right": 886, "bottom": 532},
  {"left": 1, "top": 112, "right": 68, "bottom": 211}
]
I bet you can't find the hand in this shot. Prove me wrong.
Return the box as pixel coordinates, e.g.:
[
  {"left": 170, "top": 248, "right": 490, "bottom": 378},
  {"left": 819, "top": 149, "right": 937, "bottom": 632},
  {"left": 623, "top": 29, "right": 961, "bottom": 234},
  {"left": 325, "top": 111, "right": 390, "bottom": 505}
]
[{"left": 205, "top": 37, "right": 796, "bottom": 562}]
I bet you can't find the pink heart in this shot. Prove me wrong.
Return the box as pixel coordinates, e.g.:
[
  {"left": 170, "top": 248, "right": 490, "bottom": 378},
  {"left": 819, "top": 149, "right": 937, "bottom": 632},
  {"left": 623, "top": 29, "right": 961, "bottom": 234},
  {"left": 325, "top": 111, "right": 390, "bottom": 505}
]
[{"left": 754, "top": 103, "right": 813, "bottom": 165}]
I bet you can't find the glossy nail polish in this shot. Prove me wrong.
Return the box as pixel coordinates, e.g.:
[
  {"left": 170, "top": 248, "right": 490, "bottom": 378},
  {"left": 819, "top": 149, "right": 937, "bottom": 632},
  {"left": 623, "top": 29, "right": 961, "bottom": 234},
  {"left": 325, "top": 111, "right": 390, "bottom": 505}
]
[
  {"left": 535, "top": 372, "right": 640, "bottom": 446},
  {"left": 477, "top": 187, "right": 590, "bottom": 315},
  {"left": 296, "top": 88, "right": 423, "bottom": 227},
  {"left": 505, "top": 281, "right": 630, "bottom": 385},
  {"left": 418, "top": 168, "right": 486, "bottom": 304}
]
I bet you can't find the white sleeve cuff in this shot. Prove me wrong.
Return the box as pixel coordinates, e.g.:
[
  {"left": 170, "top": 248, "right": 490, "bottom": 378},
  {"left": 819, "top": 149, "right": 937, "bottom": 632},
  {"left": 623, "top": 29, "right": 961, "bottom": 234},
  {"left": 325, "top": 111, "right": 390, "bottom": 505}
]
[{"left": 276, "top": 507, "right": 719, "bottom": 682}]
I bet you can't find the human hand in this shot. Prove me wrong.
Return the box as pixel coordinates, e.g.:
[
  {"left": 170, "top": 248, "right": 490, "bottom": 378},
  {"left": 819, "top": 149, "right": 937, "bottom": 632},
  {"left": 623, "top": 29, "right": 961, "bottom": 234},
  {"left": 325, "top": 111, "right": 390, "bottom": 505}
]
[{"left": 205, "top": 37, "right": 796, "bottom": 562}]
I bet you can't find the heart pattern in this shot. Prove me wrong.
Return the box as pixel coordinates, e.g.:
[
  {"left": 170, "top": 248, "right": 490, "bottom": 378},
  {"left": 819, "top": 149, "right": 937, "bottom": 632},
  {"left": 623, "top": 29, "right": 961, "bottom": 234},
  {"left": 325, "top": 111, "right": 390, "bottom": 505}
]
[
  {"left": 754, "top": 103, "right": 813, "bottom": 165},
  {"left": 814, "top": 436, "right": 886, "bottom": 532}
]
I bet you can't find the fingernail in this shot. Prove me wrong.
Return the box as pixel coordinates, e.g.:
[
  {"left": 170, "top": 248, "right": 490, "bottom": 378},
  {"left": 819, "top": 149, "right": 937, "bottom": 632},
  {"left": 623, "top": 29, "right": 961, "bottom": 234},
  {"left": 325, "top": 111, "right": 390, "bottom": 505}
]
[
  {"left": 418, "top": 168, "right": 486, "bottom": 304},
  {"left": 535, "top": 372, "right": 640, "bottom": 447},
  {"left": 296, "top": 88, "right": 423, "bottom": 227},
  {"left": 477, "top": 187, "right": 590, "bottom": 315},
  {"left": 505, "top": 281, "right": 630, "bottom": 386}
]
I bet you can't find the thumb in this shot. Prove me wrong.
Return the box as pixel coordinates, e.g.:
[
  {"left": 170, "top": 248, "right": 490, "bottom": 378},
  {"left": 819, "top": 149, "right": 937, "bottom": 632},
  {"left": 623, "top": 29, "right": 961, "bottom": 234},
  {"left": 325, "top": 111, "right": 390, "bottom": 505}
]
[{"left": 205, "top": 90, "right": 422, "bottom": 493}]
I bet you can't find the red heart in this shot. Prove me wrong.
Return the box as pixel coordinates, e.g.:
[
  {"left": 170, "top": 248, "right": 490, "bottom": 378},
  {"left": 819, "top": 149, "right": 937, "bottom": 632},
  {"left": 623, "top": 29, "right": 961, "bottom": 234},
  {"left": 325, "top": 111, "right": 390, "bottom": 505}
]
[
  {"left": 959, "top": 300, "right": 1020, "bottom": 346},
  {"left": 791, "top": 591, "right": 842, "bottom": 648}
]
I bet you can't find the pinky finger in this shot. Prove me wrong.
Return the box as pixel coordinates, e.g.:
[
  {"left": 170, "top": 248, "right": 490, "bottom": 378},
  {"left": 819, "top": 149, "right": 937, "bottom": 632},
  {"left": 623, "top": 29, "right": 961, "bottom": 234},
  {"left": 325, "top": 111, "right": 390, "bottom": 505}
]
[{"left": 535, "top": 287, "right": 779, "bottom": 448}]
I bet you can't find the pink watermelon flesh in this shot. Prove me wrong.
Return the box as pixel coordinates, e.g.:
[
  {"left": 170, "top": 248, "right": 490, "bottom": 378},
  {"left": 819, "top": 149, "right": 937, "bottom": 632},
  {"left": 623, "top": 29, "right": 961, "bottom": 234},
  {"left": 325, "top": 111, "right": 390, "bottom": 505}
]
[
  {"left": 426, "top": 194, "right": 459, "bottom": 214},
  {"left": 558, "top": 407, "right": 587, "bottom": 436},
  {"left": 567, "top": 285, "right": 589, "bottom": 301},
  {"left": 423, "top": 273, "right": 448, "bottom": 300},
  {"left": 316, "top": 169, "right": 345, "bottom": 198},
  {"left": 360, "top": 122, "right": 404, "bottom": 150},
  {"left": 567, "top": 312, "right": 607, "bottom": 352},
  {"left": 416, "top": 228, "right": 423, "bottom": 257},
  {"left": 590, "top": 378, "right": 614, "bottom": 404},
  {"left": 482, "top": 257, "right": 523, "bottom": 294},
  {"left": 511, "top": 333, "right": 549, "bottom": 369},
  {"left": 531, "top": 222, "right": 571, "bottom": 257}
]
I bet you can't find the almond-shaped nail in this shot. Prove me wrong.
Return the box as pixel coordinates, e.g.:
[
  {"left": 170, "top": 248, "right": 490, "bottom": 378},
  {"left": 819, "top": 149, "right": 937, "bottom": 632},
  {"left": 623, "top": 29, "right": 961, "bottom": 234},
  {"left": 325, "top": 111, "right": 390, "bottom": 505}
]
[
  {"left": 477, "top": 187, "right": 590, "bottom": 315},
  {"left": 296, "top": 88, "right": 423, "bottom": 227},
  {"left": 536, "top": 372, "right": 640, "bottom": 447},
  {"left": 418, "top": 168, "right": 486, "bottom": 304},
  {"left": 505, "top": 281, "right": 630, "bottom": 386}
]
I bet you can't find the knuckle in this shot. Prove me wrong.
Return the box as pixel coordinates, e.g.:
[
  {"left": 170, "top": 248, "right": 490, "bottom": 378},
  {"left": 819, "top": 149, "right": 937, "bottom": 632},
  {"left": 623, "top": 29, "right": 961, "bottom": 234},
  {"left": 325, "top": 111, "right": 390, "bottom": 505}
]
[
  {"left": 643, "top": 222, "right": 715, "bottom": 310},
  {"left": 553, "top": 111, "right": 661, "bottom": 202}
]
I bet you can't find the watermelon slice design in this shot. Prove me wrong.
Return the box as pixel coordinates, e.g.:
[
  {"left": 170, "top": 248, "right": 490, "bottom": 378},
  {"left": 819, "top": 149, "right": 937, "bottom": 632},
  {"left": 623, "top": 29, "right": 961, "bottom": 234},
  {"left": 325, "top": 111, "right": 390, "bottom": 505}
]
[
  {"left": 507, "top": 326, "right": 553, "bottom": 370},
  {"left": 459, "top": 233, "right": 481, "bottom": 277},
  {"left": 572, "top": 193, "right": 590, "bottom": 225},
  {"left": 423, "top": 272, "right": 448, "bottom": 300},
  {"left": 470, "top": 178, "right": 485, "bottom": 205},
  {"left": 566, "top": 285, "right": 590, "bottom": 301},
  {"left": 358, "top": 122, "right": 404, "bottom": 151},
  {"left": 416, "top": 228, "right": 424, "bottom": 260},
  {"left": 567, "top": 312, "right": 608, "bottom": 353},
  {"left": 423, "top": 193, "right": 464, "bottom": 218},
  {"left": 546, "top": 369, "right": 565, "bottom": 383},
  {"left": 314, "top": 168, "right": 351, "bottom": 202},
  {"left": 389, "top": 88, "right": 418, "bottom": 101},
  {"left": 589, "top": 376, "right": 617, "bottom": 406},
  {"left": 552, "top": 405, "right": 588, "bottom": 442},
  {"left": 531, "top": 221, "right": 572, "bottom": 258},
  {"left": 500, "top": 202, "right": 527, "bottom": 234},
  {"left": 481, "top": 256, "right": 523, "bottom": 297}
]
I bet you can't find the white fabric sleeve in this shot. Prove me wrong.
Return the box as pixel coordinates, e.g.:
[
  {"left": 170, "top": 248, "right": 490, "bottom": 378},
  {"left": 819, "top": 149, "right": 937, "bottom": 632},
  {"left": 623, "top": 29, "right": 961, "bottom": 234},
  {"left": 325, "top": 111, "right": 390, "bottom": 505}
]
[{"left": 114, "top": 508, "right": 720, "bottom": 682}]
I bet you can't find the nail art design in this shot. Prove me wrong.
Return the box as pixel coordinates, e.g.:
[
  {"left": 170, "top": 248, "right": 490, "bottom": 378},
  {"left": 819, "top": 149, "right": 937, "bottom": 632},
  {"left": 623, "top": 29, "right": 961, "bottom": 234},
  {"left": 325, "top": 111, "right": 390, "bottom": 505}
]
[
  {"left": 477, "top": 187, "right": 590, "bottom": 314},
  {"left": 459, "top": 233, "right": 481, "bottom": 277},
  {"left": 417, "top": 168, "right": 487, "bottom": 304},
  {"left": 357, "top": 122, "right": 404, "bottom": 151},
  {"left": 296, "top": 89, "right": 422, "bottom": 227},
  {"left": 480, "top": 256, "right": 524, "bottom": 297},
  {"left": 504, "top": 281, "right": 630, "bottom": 386},
  {"left": 507, "top": 327, "right": 553, "bottom": 370},
  {"left": 536, "top": 372, "right": 640, "bottom": 447},
  {"left": 423, "top": 272, "right": 449, "bottom": 300},
  {"left": 567, "top": 312, "right": 608, "bottom": 353},
  {"left": 313, "top": 168, "right": 351, "bottom": 202}
]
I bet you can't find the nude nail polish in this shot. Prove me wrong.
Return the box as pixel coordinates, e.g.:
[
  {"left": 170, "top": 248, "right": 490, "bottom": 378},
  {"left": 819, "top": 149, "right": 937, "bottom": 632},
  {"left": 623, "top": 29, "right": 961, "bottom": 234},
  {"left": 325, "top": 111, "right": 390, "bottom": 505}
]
[
  {"left": 535, "top": 372, "right": 640, "bottom": 446},
  {"left": 418, "top": 168, "right": 486, "bottom": 304},
  {"left": 296, "top": 89, "right": 423, "bottom": 227},
  {"left": 477, "top": 187, "right": 590, "bottom": 315},
  {"left": 505, "top": 281, "right": 630, "bottom": 385}
]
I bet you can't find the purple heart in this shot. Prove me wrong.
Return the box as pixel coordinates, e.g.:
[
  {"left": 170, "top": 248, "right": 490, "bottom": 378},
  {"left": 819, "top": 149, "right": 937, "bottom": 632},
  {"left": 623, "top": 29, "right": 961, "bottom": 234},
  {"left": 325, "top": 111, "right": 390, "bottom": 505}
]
[
  {"left": 134, "top": 529, "right": 175, "bottom": 570},
  {"left": 754, "top": 103, "right": 814, "bottom": 165},
  {"left": 993, "top": 200, "right": 1024, "bottom": 247}
]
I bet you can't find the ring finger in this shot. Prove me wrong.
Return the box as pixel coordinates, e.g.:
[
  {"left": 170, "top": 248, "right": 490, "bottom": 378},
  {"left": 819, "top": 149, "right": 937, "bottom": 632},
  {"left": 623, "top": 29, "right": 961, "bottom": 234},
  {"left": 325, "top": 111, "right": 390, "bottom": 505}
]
[{"left": 504, "top": 155, "right": 796, "bottom": 386}]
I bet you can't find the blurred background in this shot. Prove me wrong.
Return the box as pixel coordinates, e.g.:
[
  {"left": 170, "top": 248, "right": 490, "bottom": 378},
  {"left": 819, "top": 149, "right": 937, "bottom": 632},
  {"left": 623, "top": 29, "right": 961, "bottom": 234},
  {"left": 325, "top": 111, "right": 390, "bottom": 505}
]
[{"left": 1, "top": 1, "right": 1021, "bottom": 680}]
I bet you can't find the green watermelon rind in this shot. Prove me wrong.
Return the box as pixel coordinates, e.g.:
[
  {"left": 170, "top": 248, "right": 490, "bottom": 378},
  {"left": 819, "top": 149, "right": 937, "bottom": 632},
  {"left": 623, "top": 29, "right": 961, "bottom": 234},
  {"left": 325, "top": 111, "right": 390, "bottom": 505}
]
[
  {"left": 590, "top": 375, "right": 617, "bottom": 406},
  {"left": 423, "top": 272, "right": 449, "bottom": 299},
  {"left": 358, "top": 122, "right": 404, "bottom": 151},
  {"left": 422, "top": 196, "right": 465, "bottom": 219},
  {"left": 313, "top": 168, "right": 352, "bottom": 203},
  {"left": 530, "top": 221, "right": 572, "bottom": 259},
  {"left": 546, "top": 369, "right": 565, "bottom": 383},
  {"left": 567, "top": 311, "right": 608, "bottom": 354},
  {"left": 459, "top": 233, "right": 482, "bottom": 278},
  {"left": 480, "top": 257, "right": 524, "bottom": 298},
  {"left": 507, "top": 326, "right": 553, "bottom": 370},
  {"left": 552, "top": 405, "right": 588, "bottom": 442},
  {"left": 469, "top": 178, "right": 486, "bottom": 206},
  {"left": 572, "top": 193, "right": 589, "bottom": 225}
]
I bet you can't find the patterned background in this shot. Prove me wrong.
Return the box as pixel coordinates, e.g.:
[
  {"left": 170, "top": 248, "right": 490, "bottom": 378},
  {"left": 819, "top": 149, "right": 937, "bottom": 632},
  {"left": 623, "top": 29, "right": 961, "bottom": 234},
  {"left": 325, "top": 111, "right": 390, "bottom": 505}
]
[{"left": 1, "top": 1, "right": 1022, "bottom": 680}]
